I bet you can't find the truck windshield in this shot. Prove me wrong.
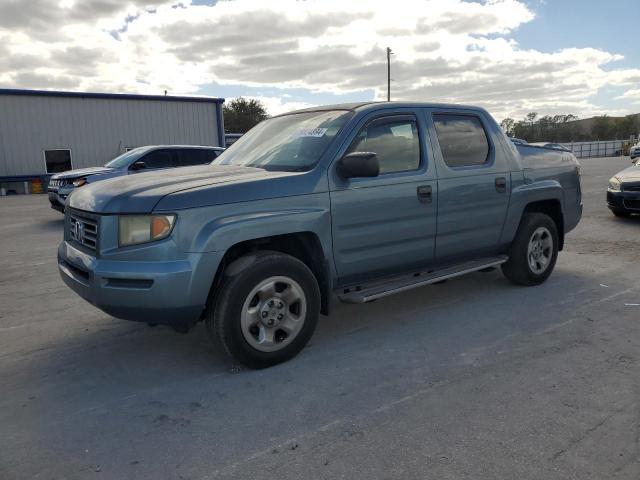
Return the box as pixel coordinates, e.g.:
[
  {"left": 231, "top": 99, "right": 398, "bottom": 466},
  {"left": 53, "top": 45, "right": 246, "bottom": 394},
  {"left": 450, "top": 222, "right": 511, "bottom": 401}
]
[
  {"left": 104, "top": 148, "right": 145, "bottom": 169},
  {"left": 214, "top": 110, "right": 352, "bottom": 172}
]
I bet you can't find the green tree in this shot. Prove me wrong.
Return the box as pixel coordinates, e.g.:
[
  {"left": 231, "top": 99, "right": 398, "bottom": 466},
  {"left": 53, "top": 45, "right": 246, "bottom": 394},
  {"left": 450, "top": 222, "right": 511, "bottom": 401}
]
[
  {"left": 559, "top": 114, "right": 578, "bottom": 142},
  {"left": 525, "top": 112, "right": 538, "bottom": 140},
  {"left": 223, "top": 97, "right": 269, "bottom": 134},
  {"left": 537, "top": 115, "right": 554, "bottom": 141},
  {"left": 512, "top": 120, "right": 531, "bottom": 141},
  {"left": 591, "top": 115, "right": 613, "bottom": 140},
  {"left": 500, "top": 117, "right": 515, "bottom": 137},
  {"left": 614, "top": 115, "right": 636, "bottom": 140},
  {"left": 510, "top": 113, "right": 581, "bottom": 143}
]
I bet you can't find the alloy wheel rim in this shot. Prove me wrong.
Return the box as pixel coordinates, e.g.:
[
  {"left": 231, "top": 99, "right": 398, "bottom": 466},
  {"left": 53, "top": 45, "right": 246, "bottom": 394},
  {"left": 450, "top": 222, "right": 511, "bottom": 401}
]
[
  {"left": 527, "top": 226, "right": 553, "bottom": 275},
  {"left": 240, "top": 276, "right": 307, "bottom": 352}
]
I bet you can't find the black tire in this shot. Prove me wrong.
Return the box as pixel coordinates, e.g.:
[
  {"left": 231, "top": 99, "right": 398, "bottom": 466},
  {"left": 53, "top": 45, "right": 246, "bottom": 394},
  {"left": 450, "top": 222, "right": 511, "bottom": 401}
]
[
  {"left": 206, "top": 251, "right": 320, "bottom": 369},
  {"left": 502, "top": 212, "right": 559, "bottom": 286},
  {"left": 612, "top": 209, "right": 631, "bottom": 218}
]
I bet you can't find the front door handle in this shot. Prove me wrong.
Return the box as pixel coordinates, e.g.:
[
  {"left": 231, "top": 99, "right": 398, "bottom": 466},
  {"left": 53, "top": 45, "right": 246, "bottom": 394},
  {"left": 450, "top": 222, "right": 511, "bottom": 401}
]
[
  {"left": 495, "top": 177, "right": 507, "bottom": 193},
  {"left": 417, "top": 185, "right": 432, "bottom": 203}
]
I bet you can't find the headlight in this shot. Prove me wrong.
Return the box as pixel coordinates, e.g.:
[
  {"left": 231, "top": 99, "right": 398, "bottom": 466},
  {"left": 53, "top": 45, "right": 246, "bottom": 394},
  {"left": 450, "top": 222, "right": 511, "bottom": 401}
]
[
  {"left": 73, "top": 178, "right": 87, "bottom": 187},
  {"left": 608, "top": 177, "right": 621, "bottom": 192},
  {"left": 118, "top": 214, "right": 176, "bottom": 247}
]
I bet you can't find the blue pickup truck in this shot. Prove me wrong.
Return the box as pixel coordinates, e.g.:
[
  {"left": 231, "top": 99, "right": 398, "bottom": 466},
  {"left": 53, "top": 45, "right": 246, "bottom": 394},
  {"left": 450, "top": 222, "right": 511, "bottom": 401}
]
[{"left": 58, "top": 102, "right": 582, "bottom": 368}]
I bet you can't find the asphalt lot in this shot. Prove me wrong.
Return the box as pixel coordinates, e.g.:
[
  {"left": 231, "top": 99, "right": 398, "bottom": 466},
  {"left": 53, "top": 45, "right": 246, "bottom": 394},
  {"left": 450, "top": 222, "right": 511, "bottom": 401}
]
[{"left": 1, "top": 156, "right": 640, "bottom": 480}]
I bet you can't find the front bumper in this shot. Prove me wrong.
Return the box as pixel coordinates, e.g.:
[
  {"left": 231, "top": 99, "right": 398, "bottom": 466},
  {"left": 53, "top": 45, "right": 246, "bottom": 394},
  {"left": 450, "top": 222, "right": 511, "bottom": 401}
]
[
  {"left": 607, "top": 190, "right": 640, "bottom": 212},
  {"left": 47, "top": 188, "right": 72, "bottom": 212},
  {"left": 58, "top": 240, "right": 222, "bottom": 328}
]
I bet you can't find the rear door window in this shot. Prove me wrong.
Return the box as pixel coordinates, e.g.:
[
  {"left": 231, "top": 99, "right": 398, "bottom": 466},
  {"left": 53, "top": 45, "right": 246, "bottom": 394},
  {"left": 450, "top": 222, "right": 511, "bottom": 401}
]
[{"left": 433, "top": 114, "right": 490, "bottom": 168}]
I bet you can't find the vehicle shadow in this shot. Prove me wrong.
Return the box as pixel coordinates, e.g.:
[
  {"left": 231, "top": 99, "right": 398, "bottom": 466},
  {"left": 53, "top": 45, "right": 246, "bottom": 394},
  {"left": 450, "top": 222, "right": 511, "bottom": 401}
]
[
  {"left": 4, "top": 265, "right": 612, "bottom": 478},
  {"left": 611, "top": 213, "right": 640, "bottom": 224},
  {"left": 13, "top": 265, "right": 603, "bottom": 390}
]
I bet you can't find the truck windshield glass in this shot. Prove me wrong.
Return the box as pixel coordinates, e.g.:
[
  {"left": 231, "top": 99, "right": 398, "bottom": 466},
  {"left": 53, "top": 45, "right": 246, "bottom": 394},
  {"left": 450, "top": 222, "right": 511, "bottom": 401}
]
[
  {"left": 215, "top": 110, "right": 352, "bottom": 172},
  {"left": 104, "top": 148, "right": 144, "bottom": 169}
]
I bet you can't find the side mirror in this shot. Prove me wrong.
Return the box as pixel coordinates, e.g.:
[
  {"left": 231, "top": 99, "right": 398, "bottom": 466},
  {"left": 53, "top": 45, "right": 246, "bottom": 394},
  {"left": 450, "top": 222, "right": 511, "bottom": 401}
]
[
  {"left": 130, "top": 160, "right": 147, "bottom": 171},
  {"left": 337, "top": 152, "right": 379, "bottom": 179}
]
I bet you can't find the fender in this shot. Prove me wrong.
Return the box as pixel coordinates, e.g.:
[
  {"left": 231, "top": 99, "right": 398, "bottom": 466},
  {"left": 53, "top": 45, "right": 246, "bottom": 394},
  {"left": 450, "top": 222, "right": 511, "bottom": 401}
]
[
  {"left": 188, "top": 203, "right": 336, "bottom": 316},
  {"left": 169, "top": 190, "right": 333, "bottom": 256},
  {"left": 192, "top": 207, "right": 333, "bottom": 255},
  {"left": 500, "top": 179, "right": 564, "bottom": 245}
]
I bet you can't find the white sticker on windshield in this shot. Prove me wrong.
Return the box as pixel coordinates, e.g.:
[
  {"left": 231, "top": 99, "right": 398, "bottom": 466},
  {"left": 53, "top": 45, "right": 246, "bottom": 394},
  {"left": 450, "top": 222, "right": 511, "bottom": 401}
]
[{"left": 294, "top": 127, "right": 328, "bottom": 138}]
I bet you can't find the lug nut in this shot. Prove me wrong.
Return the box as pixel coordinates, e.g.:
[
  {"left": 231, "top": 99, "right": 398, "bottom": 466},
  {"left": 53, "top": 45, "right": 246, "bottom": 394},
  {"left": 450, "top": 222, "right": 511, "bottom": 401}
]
[
  {"left": 278, "top": 302, "right": 284, "bottom": 309},
  {"left": 269, "top": 300, "right": 275, "bottom": 307},
  {"left": 261, "top": 311, "right": 268, "bottom": 318},
  {"left": 277, "top": 313, "right": 283, "bottom": 320}
]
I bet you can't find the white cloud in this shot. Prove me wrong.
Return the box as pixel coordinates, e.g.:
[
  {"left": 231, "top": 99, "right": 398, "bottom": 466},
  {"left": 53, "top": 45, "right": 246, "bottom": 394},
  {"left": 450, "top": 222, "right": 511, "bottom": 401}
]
[
  {"left": 0, "top": 0, "right": 639, "bottom": 119},
  {"left": 616, "top": 89, "right": 640, "bottom": 105},
  {"left": 245, "top": 97, "right": 317, "bottom": 116}
]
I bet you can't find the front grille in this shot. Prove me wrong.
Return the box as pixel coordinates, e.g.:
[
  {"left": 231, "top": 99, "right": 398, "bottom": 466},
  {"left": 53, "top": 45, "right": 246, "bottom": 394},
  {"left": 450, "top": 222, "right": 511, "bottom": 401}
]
[
  {"left": 623, "top": 185, "right": 640, "bottom": 192},
  {"left": 68, "top": 213, "right": 98, "bottom": 251},
  {"left": 50, "top": 179, "right": 73, "bottom": 188},
  {"left": 623, "top": 199, "right": 640, "bottom": 210}
]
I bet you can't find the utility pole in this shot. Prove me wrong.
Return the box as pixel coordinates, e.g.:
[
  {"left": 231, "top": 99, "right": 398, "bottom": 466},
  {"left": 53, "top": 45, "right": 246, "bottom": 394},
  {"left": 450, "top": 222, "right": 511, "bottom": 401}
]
[{"left": 386, "top": 47, "right": 393, "bottom": 101}]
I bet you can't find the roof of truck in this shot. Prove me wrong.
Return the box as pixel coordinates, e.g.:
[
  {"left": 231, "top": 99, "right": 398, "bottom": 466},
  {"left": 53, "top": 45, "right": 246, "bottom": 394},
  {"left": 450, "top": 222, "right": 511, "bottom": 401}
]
[{"left": 277, "top": 101, "right": 486, "bottom": 116}]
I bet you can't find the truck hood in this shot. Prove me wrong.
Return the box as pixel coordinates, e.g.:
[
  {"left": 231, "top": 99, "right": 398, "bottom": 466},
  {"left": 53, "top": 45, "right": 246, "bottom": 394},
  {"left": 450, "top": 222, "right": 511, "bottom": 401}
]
[
  {"left": 615, "top": 164, "right": 640, "bottom": 182},
  {"left": 52, "top": 166, "right": 114, "bottom": 180},
  {"left": 68, "top": 164, "right": 305, "bottom": 213}
]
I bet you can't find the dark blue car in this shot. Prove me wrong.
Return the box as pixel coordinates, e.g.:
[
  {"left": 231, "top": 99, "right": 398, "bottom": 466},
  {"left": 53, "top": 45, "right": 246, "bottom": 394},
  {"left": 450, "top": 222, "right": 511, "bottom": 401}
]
[{"left": 48, "top": 145, "right": 223, "bottom": 212}]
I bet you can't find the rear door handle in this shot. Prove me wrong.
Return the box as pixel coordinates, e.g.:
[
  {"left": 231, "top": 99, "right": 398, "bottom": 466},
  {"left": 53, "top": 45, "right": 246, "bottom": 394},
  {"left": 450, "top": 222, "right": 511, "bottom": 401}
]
[
  {"left": 495, "top": 177, "right": 507, "bottom": 193},
  {"left": 417, "top": 185, "right": 432, "bottom": 203}
]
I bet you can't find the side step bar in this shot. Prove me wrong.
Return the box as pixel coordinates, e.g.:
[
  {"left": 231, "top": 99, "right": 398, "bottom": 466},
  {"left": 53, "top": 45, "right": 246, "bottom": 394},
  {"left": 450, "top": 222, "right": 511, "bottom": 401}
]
[{"left": 337, "top": 255, "right": 509, "bottom": 304}]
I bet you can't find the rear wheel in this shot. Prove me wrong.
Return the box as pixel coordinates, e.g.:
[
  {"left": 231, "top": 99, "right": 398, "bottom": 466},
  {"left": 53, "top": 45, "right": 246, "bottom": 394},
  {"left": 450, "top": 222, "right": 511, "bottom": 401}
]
[
  {"left": 502, "top": 212, "right": 559, "bottom": 286},
  {"left": 206, "top": 251, "right": 320, "bottom": 369}
]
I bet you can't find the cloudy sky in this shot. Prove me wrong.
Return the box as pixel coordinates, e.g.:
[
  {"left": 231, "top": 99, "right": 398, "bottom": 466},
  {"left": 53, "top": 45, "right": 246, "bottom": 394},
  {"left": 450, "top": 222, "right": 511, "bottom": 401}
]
[{"left": 1, "top": 0, "right": 639, "bottom": 121}]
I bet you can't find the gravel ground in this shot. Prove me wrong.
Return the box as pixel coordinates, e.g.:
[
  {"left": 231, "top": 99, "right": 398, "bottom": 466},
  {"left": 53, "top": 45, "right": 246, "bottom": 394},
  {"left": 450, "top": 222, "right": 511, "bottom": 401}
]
[{"left": 1, "top": 155, "right": 639, "bottom": 480}]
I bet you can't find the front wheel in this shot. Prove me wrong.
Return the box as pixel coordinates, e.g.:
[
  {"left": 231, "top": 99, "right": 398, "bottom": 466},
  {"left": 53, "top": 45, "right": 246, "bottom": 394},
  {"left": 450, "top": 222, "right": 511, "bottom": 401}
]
[
  {"left": 206, "top": 251, "right": 320, "bottom": 369},
  {"left": 502, "top": 212, "right": 559, "bottom": 286}
]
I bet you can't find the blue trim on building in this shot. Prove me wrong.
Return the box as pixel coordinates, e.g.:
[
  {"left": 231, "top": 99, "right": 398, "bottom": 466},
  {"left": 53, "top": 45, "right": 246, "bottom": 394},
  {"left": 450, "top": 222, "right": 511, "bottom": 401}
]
[
  {"left": 216, "top": 102, "right": 226, "bottom": 147},
  {"left": 0, "top": 88, "right": 224, "bottom": 104},
  {"left": 0, "top": 174, "right": 52, "bottom": 182}
]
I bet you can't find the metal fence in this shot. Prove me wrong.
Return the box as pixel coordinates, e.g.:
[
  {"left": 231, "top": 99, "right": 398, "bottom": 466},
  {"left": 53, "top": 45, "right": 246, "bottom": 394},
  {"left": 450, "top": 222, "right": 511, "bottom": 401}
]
[{"left": 561, "top": 140, "right": 626, "bottom": 159}]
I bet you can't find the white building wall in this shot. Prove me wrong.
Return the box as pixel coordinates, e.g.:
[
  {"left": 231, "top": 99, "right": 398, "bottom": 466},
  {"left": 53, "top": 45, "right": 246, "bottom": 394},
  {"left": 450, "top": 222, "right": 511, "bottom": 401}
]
[{"left": 0, "top": 91, "right": 223, "bottom": 177}]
